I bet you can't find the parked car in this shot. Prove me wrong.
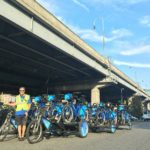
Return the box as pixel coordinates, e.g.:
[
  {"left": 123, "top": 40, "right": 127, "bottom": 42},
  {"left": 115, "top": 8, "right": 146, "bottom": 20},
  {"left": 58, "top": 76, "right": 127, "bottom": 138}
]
[
  {"left": 142, "top": 111, "right": 150, "bottom": 121},
  {"left": 130, "top": 115, "right": 138, "bottom": 121}
]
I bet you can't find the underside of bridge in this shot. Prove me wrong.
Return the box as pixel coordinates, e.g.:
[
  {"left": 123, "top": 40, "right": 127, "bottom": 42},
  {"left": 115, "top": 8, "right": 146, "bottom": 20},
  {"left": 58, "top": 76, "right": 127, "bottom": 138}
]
[
  {"left": 0, "top": 17, "right": 135, "bottom": 103},
  {"left": 0, "top": 17, "right": 103, "bottom": 93},
  {"left": 0, "top": 1, "right": 137, "bottom": 104}
]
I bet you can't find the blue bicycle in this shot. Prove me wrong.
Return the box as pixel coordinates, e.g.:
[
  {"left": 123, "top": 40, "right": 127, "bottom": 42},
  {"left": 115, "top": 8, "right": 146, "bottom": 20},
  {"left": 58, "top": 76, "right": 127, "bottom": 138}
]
[
  {"left": 0, "top": 105, "right": 17, "bottom": 141},
  {"left": 0, "top": 102, "right": 40, "bottom": 142},
  {"left": 61, "top": 93, "right": 89, "bottom": 138},
  {"left": 88, "top": 103, "right": 117, "bottom": 133},
  {"left": 117, "top": 104, "right": 132, "bottom": 130},
  {"left": 26, "top": 95, "right": 65, "bottom": 144}
]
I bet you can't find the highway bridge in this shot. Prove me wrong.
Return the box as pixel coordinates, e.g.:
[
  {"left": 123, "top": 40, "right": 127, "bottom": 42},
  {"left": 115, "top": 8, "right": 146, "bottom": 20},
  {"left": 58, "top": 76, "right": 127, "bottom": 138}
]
[{"left": 0, "top": 0, "right": 149, "bottom": 104}]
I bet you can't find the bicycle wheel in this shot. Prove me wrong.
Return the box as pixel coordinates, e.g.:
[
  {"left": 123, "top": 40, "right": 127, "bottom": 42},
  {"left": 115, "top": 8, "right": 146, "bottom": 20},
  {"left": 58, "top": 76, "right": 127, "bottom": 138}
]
[
  {"left": 62, "top": 105, "right": 74, "bottom": 123},
  {"left": 128, "top": 120, "right": 132, "bottom": 130},
  {"left": 110, "top": 124, "right": 116, "bottom": 133},
  {"left": 79, "top": 120, "right": 88, "bottom": 138},
  {"left": 0, "top": 118, "right": 11, "bottom": 142},
  {"left": 26, "top": 120, "right": 43, "bottom": 144}
]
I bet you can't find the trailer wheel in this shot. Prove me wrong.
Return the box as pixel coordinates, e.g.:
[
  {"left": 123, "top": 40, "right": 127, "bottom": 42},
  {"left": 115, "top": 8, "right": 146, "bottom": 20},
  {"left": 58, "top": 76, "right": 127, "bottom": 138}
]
[
  {"left": 128, "top": 120, "right": 132, "bottom": 130},
  {"left": 79, "top": 120, "right": 88, "bottom": 138},
  {"left": 109, "top": 124, "right": 116, "bottom": 133}
]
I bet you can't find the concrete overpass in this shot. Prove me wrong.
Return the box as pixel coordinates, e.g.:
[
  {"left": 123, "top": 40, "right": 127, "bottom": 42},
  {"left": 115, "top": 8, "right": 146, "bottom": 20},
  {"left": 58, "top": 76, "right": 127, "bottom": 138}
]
[{"left": 0, "top": 0, "right": 149, "bottom": 104}]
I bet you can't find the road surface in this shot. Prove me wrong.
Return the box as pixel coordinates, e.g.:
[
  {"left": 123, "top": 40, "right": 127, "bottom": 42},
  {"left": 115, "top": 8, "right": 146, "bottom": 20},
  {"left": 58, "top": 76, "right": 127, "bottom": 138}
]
[{"left": 1, "top": 121, "right": 150, "bottom": 150}]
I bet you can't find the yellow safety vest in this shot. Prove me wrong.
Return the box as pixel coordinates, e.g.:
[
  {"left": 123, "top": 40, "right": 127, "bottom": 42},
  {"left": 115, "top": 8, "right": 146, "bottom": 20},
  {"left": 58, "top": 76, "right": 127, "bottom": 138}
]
[{"left": 16, "top": 94, "right": 30, "bottom": 112}]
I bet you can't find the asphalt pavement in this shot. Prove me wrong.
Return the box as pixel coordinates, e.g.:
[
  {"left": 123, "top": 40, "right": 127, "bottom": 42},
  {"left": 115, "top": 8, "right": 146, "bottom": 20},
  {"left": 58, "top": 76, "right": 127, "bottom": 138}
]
[{"left": 1, "top": 121, "right": 150, "bottom": 150}]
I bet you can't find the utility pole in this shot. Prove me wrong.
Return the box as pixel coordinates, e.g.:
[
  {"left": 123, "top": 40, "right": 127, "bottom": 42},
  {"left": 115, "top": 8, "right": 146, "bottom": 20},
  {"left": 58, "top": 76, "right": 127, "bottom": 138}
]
[{"left": 121, "top": 88, "right": 124, "bottom": 104}]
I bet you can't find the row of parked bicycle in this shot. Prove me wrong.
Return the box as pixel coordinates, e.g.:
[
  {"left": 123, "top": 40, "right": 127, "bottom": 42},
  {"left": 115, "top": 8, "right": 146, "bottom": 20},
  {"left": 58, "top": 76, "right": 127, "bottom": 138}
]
[{"left": 0, "top": 93, "right": 132, "bottom": 144}]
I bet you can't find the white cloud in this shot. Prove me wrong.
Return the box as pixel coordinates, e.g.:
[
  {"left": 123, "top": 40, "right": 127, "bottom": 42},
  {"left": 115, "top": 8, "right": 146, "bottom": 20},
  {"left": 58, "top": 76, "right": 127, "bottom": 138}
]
[
  {"left": 87, "top": 0, "right": 148, "bottom": 5},
  {"left": 82, "top": 0, "right": 149, "bottom": 12},
  {"left": 111, "top": 28, "right": 133, "bottom": 39},
  {"left": 125, "top": 0, "right": 148, "bottom": 4},
  {"left": 140, "top": 15, "right": 150, "bottom": 27},
  {"left": 114, "top": 60, "right": 150, "bottom": 68},
  {"left": 69, "top": 25, "right": 133, "bottom": 43},
  {"left": 37, "top": 0, "right": 58, "bottom": 14},
  {"left": 72, "top": 0, "right": 89, "bottom": 12},
  {"left": 69, "top": 25, "right": 106, "bottom": 42},
  {"left": 121, "top": 45, "right": 150, "bottom": 56},
  {"left": 36, "top": 0, "right": 67, "bottom": 25}
]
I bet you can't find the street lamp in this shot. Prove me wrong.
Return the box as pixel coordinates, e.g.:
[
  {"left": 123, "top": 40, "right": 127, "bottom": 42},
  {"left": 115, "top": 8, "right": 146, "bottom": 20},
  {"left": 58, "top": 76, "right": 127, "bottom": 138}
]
[
  {"left": 93, "top": 17, "right": 105, "bottom": 51},
  {"left": 128, "top": 66, "right": 138, "bottom": 83}
]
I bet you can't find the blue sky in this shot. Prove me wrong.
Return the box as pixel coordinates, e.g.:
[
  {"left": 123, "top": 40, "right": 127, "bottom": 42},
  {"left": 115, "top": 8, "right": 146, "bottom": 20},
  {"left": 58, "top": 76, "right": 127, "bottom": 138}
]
[{"left": 37, "top": 0, "right": 150, "bottom": 89}]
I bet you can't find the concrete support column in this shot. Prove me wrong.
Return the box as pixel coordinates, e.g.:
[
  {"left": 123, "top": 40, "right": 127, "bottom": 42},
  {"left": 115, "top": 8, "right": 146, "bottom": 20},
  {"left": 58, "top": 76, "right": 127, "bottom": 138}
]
[
  {"left": 128, "top": 96, "right": 134, "bottom": 106},
  {"left": 91, "top": 86, "right": 100, "bottom": 105},
  {"left": 147, "top": 103, "right": 150, "bottom": 111}
]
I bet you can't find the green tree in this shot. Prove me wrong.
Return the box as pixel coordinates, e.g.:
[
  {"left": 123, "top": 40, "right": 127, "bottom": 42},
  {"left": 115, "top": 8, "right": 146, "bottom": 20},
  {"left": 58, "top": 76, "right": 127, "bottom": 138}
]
[{"left": 130, "top": 96, "right": 143, "bottom": 118}]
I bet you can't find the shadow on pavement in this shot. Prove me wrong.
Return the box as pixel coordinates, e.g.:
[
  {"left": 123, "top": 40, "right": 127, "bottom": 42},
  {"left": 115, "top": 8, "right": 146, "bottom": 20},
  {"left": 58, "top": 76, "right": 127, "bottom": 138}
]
[{"left": 2, "top": 134, "right": 17, "bottom": 142}]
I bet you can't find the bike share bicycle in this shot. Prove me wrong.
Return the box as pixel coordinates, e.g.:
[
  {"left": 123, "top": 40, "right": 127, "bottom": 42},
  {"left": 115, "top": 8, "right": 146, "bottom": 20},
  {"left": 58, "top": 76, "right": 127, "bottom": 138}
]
[
  {"left": 88, "top": 102, "right": 117, "bottom": 133},
  {"left": 0, "top": 105, "right": 17, "bottom": 141},
  {"left": 0, "top": 102, "right": 38, "bottom": 142},
  {"left": 61, "top": 93, "right": 89, "bottom": 138},
  {"left": 117, "top": 104, "right": 132, "bottom": 130},
  {"left": 26, "top": 93, "right": 89, "bottom": 144},
  {"left": 26, "top": 95, "right": 65, "bottom": 144}
]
